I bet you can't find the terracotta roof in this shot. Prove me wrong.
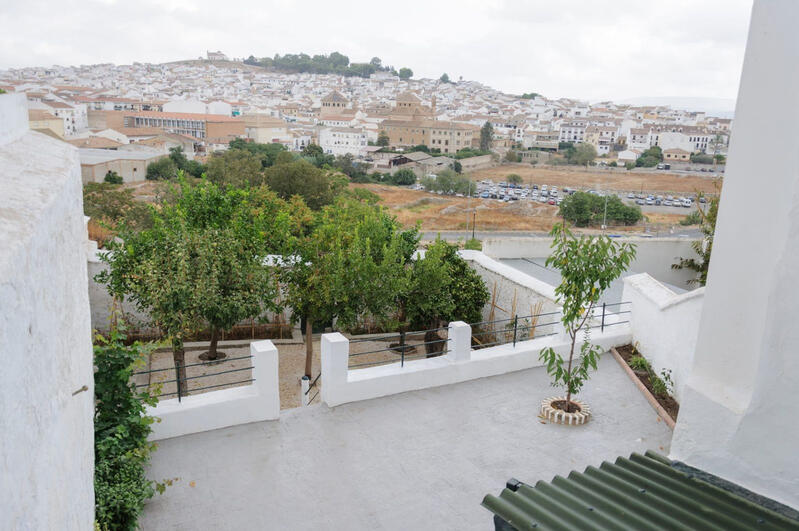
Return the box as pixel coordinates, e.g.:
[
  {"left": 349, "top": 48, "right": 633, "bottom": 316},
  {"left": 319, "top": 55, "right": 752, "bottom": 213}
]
[
  {"left": 65, "top": 137, "right": 123, "bottom": 149},
  {"left": 321, "top": 90, "right": 348, "bottom": 103}
]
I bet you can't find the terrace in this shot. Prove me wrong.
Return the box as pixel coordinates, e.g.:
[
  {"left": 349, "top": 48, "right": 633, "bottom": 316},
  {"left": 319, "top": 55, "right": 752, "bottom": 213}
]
[{"left": 140, "top": 355, "right": 672, "bottom": 530}]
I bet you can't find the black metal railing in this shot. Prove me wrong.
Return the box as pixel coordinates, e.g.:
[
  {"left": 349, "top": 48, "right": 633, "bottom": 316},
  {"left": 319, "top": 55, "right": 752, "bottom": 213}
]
[
  {"left": 304, "top": 372, "right": 321, "bottom": 404},
  {"left": 132, "top": 353, "right": 255, "bottom": 402},
  {"left": 347, "top": 325, "right": 450, "bottom": 369}
]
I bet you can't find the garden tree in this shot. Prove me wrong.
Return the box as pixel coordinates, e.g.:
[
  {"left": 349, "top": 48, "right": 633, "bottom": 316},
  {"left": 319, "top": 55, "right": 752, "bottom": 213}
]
[
  {"left": 570, "top": 143, "right": 597, "bottom": 166},
  {"left": 504, "top": 150, "right": 521, "bottom": 163},
  {"left": 104, "top": 170, "right": 123, "bottom": 184},
  {"left": 98, "top": 177, "right": 285, "bottom": 375},
  {"left": 145, "top": 157, "right": 178, "bottom": 180},
  {"left": 506, "top": 173, "right": 523, "bottom": 185},
  {"left": 229, "top": 137, "right": 287, "bottom": 168},
  {"left": 714, "top": 153, "right": 726, "bottom": 164},
  {"left": 389, "top": 168, "right": 417, "bottom": 186},
  {"left": 440, "top": 73, "right": 450, "bottom": 83},
  {"left": 452, "top": 160, "right": 463, "bottom": 173},
  {"left": 83, "top": 183, "right": 153, "bottom": 231},
  {"left": 370, "top": 57, "right": 383, "bottom": 69},
  {"left": 301, "top": 143, "right": 324, "bottom": 158},
  {"left": 376, "top": 130, "right": 390, "bottom": 147},
  {"left": 398, "top": 67, "right": 413, "bottom": 80},
  {"left": 636, "top": 145, "right": 663, "bottom": 167},
  {"left": 264, "top": 159, "right": 345, "bottom": 209},
  {"left": 625, "top": 161, "right": 636, "bottom": 170},
  {"left": 539, "top": 223, "right": 637, "bottom": 412},
  {"left": 673, "top": 182, "right": 721, "bottom": 286},
  {"left": 280, "top": 198, "right": 418, "bottom": 376},
  {"left": 301, "top": 143, "right": 335, "bottom": 168},
  {"left": 206, "top": 148, "right": 263, "bottom": 188},
  {"left": 168, "top": 146, "right": 205, "bottom": 178},
  {"left": 410, "top": 144, "right": 430, "bottom": 154},
  {"left": 480, "top": 121, "right": 494, "bottom": 151},
  {"left": 559, "top": 191, "right": 642, "bottom": 227},
  {"left": 419, "top": 169, "right": 476, "bottom": 195},
  {"left": 690, "top": 153, "right": 714, "bottom": 164}
]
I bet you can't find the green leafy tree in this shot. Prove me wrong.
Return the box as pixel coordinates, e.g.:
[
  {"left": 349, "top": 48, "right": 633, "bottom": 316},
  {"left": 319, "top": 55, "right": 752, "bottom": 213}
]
[
  {"left": 440, "top": 73, "right": 450, "bottom": 83},
  {"left": 168, "top": 146, "right": 205, "bottom": 178},
  {"left": 104, "top": 170, "right": 123, "bottom": 184},
  {"left": 539, "top": 224, "right": 637, "bottom": 411},
  {"left": 559, "top": 191, "right": 641, "bottom": 227},
  {"left": 504, "top": 151, "right": 521, "bottom": 163},
  {"left": 265, "top": 159, "right": 344, "bottom": 209},
  {"left": 506, "top": 173, "right": 522, "bottom": 185},
  {"left": 570, "top": 143, "right": 597, "bottom": 166},
  {"left": 229, "top": 138, "right": 287, "bottom": 168},
  {"left": 376, "top": 130, "right": 390, "bottom": 147},
  {"left": 673, "top": 182, "right": 721, "bottom": 286},
  {"left": 453, "top": 160, "right": 463, "bottom": 173},
  {"left": 636, "top": 146, "right": 663, "bottom": 167},
  {"left": 206, "top": 148, "right": 264, "bottom": 188},
  {"left": 145, "top": 157, "right": 178, "bottom": 181},
  {"left": 94, "top": 327, "right": 164, "bottom": 530},
  {"left": 714, "top": 153, "right": 726, "bottom": 165},
  {"left": 398, "top": 67, "right": 413, "bottom": 80},
  {"left": 388, "top": 168, "right": 417, "bottom": 186},
  {"left": 83, "top": 183, "right": 153, "bottom": 231},
  {"left": 480, "top": 121, "right": 494, "bottom": 151}
]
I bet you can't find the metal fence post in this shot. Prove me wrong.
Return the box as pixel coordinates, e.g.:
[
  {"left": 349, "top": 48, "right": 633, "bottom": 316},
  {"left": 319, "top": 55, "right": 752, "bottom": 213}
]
[
  {"left": 301, "top": 375, "right": 310, "bottom": 406},
  {"left": 174, "top": 359, "right": 182, "bottom": 402},
  {"left": 512, "top": 315, "right": 518, "bottom": 347},
  {"left": 601, "top": 302, "right": 606, "bottom": 333}
]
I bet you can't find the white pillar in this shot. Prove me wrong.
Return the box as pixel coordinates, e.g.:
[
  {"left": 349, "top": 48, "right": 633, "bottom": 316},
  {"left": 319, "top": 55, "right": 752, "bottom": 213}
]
[
  {"left": 251, "top": 340, "right": 280, "bottom": 419},
  {"left": 670, "top": 0, "right": 799, "bottom": 509},
  {"left": 320, "top": 332, "right": 349, "bottom": 407},
  {"left": 300, "top": 375, "right": 310, "bottom": 406},
  {"left": 446, "top": 321, "right": 472, "bottom": 362}
]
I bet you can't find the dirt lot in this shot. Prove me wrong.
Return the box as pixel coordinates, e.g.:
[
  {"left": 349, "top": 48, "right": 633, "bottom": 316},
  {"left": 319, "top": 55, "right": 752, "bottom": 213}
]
[{"left": 471, "top": 164, "right": 721, "bottom": 196}]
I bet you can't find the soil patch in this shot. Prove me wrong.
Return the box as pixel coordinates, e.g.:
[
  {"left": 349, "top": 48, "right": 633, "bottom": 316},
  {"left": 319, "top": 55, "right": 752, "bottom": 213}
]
[{"left": 616, "top": 344, "right": 680, "bottom": 421}]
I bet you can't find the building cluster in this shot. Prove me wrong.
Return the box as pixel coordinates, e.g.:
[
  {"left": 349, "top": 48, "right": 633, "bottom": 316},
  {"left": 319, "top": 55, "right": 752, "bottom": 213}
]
[{"left": 0, "top": 57, "right": 732, "bottom": 183}]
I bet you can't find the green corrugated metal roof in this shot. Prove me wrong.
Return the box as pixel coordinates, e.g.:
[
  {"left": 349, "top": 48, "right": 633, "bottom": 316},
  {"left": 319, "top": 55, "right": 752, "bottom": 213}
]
[{"left": 482, "top": 451, "right": 799, "bottom": 531}]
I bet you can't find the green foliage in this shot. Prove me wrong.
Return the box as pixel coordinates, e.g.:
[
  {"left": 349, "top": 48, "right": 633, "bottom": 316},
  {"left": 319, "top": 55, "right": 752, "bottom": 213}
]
[
  {"left": 376, "top": 130, "right": 390, "bottom": 147},
  {"left": 94, "top": 328, "right": 163, "bottom": 530},
  {"left": 264, "top": 159, "right": 343, "bottom": 209},
  {"left": 520, "top": 92, "right": 540, "bottom": 99},
  {"left": 479, "top": 122, "right": 494, "bottom": 151},
  {"left": 440, "top": 73, "right": 450, "bottom": 83},
  {"left": 398, "top": 67, "right": 413, "bottom": 80},
  {"left": 625, "top": 161, "right": 636, "bottom": 170},
  {"left": 714, "top": 153, "right": 726, "bottom": 164},
  {"left": 506, "top": 173, "right": 522, "bottom": 185},
  {"left": 636, "top": 146, "right": 663, "bottom": 167},
  {"left": 419, "top": 169, "right": 476, "bottom": 195},
  {"left": 505, "top": 150, "right": 521, "bottom": 163},
  {"left": 608, "top": 161, "right": 618, "bottom": 168},
  {"left": 680, "top": 210, "right": 702, "bottom": 226},
  {"left": 454, "top": 147, "right": 490, "bottom": 159},
  {"left": 539, "top": 224, "right": 636, "bottom": 406},
  {"left": 569, "top": 143, "right": 597, "bottom": 166},
  {"left": 690, "top": 153, "right": 714, "bottom": 164},
  {"left": 83, "top": 183, "right": 153, "bottom": 230},
  {"left": 228, "top": 138, "right": 288, "bottom": 168},
  {"left": 168, "top": 146, "right": 205, "bottom": 178},
  {"left": 244, "top": 51, "right": 396, "bottom": 78},
  {"left": 145, "top": 157, "right": 178, "bottom": 181},
  {"left": 206, "top": 148, "right": 264, "bottom": 188},
  {"left": 628, "top": 355, "right": 650, "bottom": 371},
  {"left": 388, "top": 168, "right": 417, "bottom": 186},
  {"left": 0, "top": 88, "right": 6, "bottom": 94},
  {"left": 452, "top": 160, "right": 462, "bottom": 173},
  {"left": 558, "top": 191, "right": 642, "bottom": 227},
  {"left": 104, "top": 170, "right": 123, "bottom": 184},
  {"left": 464, "top": 238, "right": 482, "bottom": 251},
  {"left": 672, "top": 182, "right": 721, "bottom": 286}
]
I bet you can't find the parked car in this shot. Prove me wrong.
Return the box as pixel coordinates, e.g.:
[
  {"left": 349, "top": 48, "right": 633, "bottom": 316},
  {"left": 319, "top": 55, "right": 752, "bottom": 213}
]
[
  {"left": 636, "top": 199, "right": 645, "bottom": 205},
  {"left": 627, "top": 193, "right": 635, "bottom": 199},
  {"left": 548, "top": 199, "right": 556, "bottom": 205}
]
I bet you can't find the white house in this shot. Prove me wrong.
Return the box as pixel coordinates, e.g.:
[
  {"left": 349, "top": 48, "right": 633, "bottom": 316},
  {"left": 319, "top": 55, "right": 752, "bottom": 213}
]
[{"left": 318, "top": 127, "right": 368, "bottom": 157}]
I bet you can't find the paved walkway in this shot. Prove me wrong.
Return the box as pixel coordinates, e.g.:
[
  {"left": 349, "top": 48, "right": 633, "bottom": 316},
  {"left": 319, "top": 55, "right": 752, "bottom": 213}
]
[{"left": 140, "top": 355, "right": 673, "bottom": 530}]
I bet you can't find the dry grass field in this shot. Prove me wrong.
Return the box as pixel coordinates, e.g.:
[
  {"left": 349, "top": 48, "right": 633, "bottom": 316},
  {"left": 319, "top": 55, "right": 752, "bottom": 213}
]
[{"left": 471, "top": 164, "right": 721, "bottom": 196}]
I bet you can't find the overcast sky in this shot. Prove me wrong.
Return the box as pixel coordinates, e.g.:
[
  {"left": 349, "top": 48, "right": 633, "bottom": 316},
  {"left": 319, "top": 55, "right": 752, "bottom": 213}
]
[{"left": 0, "top": 0, "right": 752, "bottom": 105}]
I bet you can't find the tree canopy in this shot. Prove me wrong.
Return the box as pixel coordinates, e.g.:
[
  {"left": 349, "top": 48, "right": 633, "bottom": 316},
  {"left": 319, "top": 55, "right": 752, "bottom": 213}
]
[
  {"left": 244, "top": 51, "right": 397, "bottom": 78},
  {"left": 480, "top": 122, "right": 494, "bottom": 151},
  {"left": 398, "top": 67, "right": 413, "bottom": 80},
  {"left": 559, "top": 191, "right": 642, "bottom": 227},
  {"left": 263, "top": 159, "right": 344, "bottom": 209}
]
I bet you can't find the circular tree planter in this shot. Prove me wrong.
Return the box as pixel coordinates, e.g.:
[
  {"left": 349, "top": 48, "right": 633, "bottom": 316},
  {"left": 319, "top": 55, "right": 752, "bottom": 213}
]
[{"left": 541, "top": 396, "right": 591, "bottom": 425}]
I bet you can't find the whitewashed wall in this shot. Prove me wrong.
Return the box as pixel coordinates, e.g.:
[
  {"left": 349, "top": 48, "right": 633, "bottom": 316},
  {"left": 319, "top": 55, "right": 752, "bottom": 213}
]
[
  {"left": 321, "top": 320, "right": 631, "bottom": 407},
  {"left": 0, "top": 94, "right": 95, "bottom": 529},
  {"left": 622, "top": 273, "right": 704, "bottom": 403},
  {"left": 482, "top": 236, "right": 701, "bottom": 288},
  {"left": 147, "top": 340, "right": 280, "bottom": 440}
]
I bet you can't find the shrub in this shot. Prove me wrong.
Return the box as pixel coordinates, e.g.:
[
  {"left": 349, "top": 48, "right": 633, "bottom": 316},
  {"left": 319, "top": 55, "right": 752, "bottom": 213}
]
[
  {"left": 145, "top": 157, "right": 178, "bottom": 180},
  {"left": 94, "top": 328, "right": 171, "bottom": 530},
  {"left": 464, "top": 238, "right": 482, "bottom": 251},
  {"left": 628, "top": 355, "right": 650, "bottom": 371},
  {"left": 104, "top": 170, "right": 123, "bottom": 184},
  {"left": 680, "top": 210, "right": 702, "bottom": 226},
  {"left": 559, "top": 191, "right": 642, "bottom": 227}
]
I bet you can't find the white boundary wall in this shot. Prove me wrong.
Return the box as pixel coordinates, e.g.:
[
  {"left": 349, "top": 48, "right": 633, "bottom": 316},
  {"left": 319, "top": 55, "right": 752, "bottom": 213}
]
[
  {"left": 321, "top": 320, "right": 631, "bottom": 407},
  {"left": 147, "top": 340, "right": 280, "bottom": 440},
  {"left": 622, "top": 274, "right": 704, "bottom": 403}
]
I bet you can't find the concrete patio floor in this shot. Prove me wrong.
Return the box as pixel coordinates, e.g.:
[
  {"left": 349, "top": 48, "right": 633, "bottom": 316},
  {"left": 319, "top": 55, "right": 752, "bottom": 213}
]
[{"left": 140, "top": 354, "right": 673, "bottom": 530}]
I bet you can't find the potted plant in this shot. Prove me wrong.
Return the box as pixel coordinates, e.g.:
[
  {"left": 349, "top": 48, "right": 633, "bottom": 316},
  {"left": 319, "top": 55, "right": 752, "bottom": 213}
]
[{"left": 539, "top": 223, "right": 636, "bottom": 424}]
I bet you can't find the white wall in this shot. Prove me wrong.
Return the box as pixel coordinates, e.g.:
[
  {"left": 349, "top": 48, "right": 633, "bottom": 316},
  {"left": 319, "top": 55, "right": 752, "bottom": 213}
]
[
  {"left": 0, "top": 93, "right": 95, "bottom": 529},
  {"left": 147, "top": 340, "right": 280, "bottom": 440},
  {"left": 483, "top": 236, "right": 701, "bottom": 288},
  {"left": 321, "top": 320, "right": 631, "bottom": 407},
  {"left": 670, "top": 0, "right": 799, "bottom": 509},
  {"left": 622, "top": 273, "right": 704, "bottom": 403}
]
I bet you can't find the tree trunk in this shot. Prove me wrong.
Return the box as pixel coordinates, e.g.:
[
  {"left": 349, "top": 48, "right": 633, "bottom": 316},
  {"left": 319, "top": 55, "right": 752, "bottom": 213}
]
[
  {"left": 207, "top": 326, "right": 220, "bottom": 360},
  {"left": 304, "top": 315, "right": 313, "bottom": 378},
  {"left": 565, "top": 329, "right": 577, "bottom": 412},
  {"left": 172, "top": 337, "right": 188, "bottom": 399}
]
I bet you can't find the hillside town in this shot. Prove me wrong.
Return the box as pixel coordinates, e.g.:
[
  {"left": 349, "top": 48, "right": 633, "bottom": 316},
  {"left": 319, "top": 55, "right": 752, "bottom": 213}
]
[{"left": 0, "top": 51, "right": 732, "bottom": 184}]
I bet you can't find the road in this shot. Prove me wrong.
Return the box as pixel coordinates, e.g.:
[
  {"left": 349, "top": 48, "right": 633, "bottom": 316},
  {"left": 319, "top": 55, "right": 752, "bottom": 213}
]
[{"left": 422, "top": 228, "right": 702, "bottom": 241}]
